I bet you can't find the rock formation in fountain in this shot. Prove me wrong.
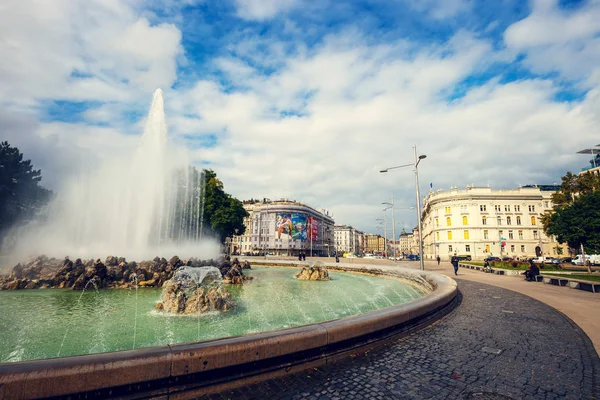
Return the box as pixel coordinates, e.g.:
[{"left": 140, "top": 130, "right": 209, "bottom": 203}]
[
  {"left": 0, "top": 255, "right": 222, "bottom": 290},
  {"left": 154, "top": 266, "right": 234, "bottom": 314},
  {"left": 218, "top": 257, "right": 253, "bottom": 284},
  {"left": 295, "top": 262, "right": 330, "bottom": 281},
  {"left": 7, "top": 89, "right": 218, "bottom": 261}
]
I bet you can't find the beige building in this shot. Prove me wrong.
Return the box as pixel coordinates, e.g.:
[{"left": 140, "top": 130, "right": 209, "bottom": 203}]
[
  {"left": 364, "top": 234, "right": 385, "bottom": 254},
  {"left": 334, "top": 225, "right": 361, "bottom": 255},
  {"left": 421, "top": 185, "right": 567, "bottom": 261},
  {"left": 230, "top": 199, "right": 335, "bottom": 257}
]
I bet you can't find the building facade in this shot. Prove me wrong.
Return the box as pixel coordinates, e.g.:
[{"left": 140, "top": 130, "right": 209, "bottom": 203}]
[
  {"left": 421, "top": 185, "right": 567, "bottom": 261},
  {"left": 230, "top": 199, "right": 335, "bottom": 257},
  {"left": 333, "top": 225, "right": 360, "bottom": 255},
  {"left": 364, "top": 234, "right": 385, "bottom": 254}
]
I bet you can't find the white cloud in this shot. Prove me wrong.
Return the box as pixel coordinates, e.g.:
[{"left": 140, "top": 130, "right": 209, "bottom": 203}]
[
  {"left": 504, "top": 0, "right": 600, "bottom": 85},
  {"left": 1, "top": 0, "right": 599, "bottom": 236},
  {"left": 165, "top": 29, "right": 598, "bottom": 233},
  {"left": 235, "top": 0, "right": 300, "bottom": 20},
  {"left": 408, "top": 0, "right": 472, "bottom": 20},
  {"left": 0, "top": 0, "right": 183, "bottom": 109}
]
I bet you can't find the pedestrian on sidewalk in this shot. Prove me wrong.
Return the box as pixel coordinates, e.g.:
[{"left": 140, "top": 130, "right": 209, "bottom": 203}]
[
  {"left": 451, "top": 254, "right": 459, "bottom": 276},
  {"left": 436, "top": 255, "right": 441, "bottom": 265}
]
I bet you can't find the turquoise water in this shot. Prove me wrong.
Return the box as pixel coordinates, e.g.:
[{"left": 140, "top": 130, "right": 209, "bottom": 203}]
[{"left": 0, "top": 267, "right": 425, "bottom": 363}]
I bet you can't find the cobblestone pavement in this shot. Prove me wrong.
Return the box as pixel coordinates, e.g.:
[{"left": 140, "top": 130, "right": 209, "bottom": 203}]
[{"left": 204, "top": 280, "right": 599, "bottom": 400}]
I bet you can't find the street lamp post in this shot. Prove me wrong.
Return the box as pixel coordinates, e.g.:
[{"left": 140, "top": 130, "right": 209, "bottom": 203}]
[
  {"left": 380, "top": 145, "right": 427, "bottom": 271},
  {"left": 376, "top": 217, "right": 387, "bottom": 257}
]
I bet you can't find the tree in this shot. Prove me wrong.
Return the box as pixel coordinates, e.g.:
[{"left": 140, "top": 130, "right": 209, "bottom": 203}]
[
  {"left": 546, "top": 190, "right": 600, "bottom": 253},
  {"left": 0, "top": 141, "right": 52, "bottom": 236},
  {"left": 201, "top": 169, "right": 248, "bottom": 243},
  {"left": 544, "top": 174, "right": 600, "bottom": 274}
]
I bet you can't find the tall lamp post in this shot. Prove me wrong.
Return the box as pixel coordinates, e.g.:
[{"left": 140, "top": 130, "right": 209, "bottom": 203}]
[
  {"left": 376, "top": 217, "right": 387, "bottom": 257},
  {"left": 380, "top": 146, "right": 427, "bottom": 270},
  {"left": 382, "top": 199, "right": 415, "bottom": 261}
]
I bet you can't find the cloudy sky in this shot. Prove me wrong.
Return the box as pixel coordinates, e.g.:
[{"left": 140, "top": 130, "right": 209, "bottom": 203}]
[{"left": 1, "top": 0, "right": 599, "bottom": 236}]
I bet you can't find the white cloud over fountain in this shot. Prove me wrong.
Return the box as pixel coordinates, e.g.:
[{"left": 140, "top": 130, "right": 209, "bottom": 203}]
[{"left": 7, "top": 89, "right": 220, "bottom": 262}]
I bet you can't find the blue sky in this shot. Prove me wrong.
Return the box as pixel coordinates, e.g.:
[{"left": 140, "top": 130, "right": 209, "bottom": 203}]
[{"left": 1, "top": 0, "right": 600, "bottom": 234}]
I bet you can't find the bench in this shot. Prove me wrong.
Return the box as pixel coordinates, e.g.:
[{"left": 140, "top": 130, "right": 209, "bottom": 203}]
[{"left": 541, "top": 275, "right": 599, "bottom": 293}]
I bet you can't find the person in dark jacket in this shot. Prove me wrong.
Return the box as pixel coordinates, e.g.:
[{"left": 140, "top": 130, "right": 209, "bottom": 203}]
[
  {"left": 451, "top": 254, "right": 459, "bottom": 275},
  {"left": 524, "top": 259, "right": 540, "bottom": 281},
  {"left": 436, "top": 256, "right": 441, "bottom": 265}
]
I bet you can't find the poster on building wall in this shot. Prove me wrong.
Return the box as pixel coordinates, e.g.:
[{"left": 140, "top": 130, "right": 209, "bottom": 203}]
[
  {"left": 291, "top": 213, "right": 307, "bottom": 241},
  {"left": 308, "top": 216, "right": 319, "bottom": 241},
  {"left": 275, "top": 213, "right": 293, "bottom": 239}
]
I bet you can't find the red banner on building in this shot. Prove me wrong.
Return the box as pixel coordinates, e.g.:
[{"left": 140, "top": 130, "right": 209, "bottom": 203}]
[{"left": 308, "top": 216, "right": 319, "bottom": 241}]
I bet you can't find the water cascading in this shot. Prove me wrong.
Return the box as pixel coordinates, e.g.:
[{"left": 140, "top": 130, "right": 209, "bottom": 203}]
[{"left": 9, "top": 89, "right": 214, "bottom": 261}]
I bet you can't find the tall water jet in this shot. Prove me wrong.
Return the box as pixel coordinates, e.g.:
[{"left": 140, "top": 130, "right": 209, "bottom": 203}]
[{"left": 7, "top": 89, "right": 218, "bottom": 261}]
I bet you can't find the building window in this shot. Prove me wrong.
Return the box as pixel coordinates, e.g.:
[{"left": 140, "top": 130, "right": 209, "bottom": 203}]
[
  {"left": 509, "top": 230, "right": 514, "bottom": 239},
  {"left": 447, "top": 231, "right": 452, "bottom": 240},
  {"left": 505, "top": 205, "right": 510, "bottom": 212},
  {"left": 480, "top": 205, "right": 487, "bottom": 212},
  {"left": 435, "top": 218, "right": 439, "bottom": 227},
  {"left": 515, "top": 205, "right": 521, "bottom": 212},
  {"left": 482, "top": 216, "right": 487, "bottom": 225},
  {"left": 495, "top": 205, "right": 501, "bottom": 212},
  {"left": 485, "top": 244, "right": 490, "bottom": 252},
  {"left": 446, "top": 217, "right": 452, "bottom": 226},
  {"left": 462, "top": 216, "right": 468, "bottom": 225},
  {"left": 529, "top": 205, "right": 535, "bottom": 212},
  {"left": 518, "top": 230, "right": 523, "bottom": 240},
  {"left": 484, "top": 230, "right": 489, "bottom": 239},
  {"left": 544, "top": 201, "right": 549, "bottom": 208},
  {"left": 436, "top": 232, "right": 440, "bottom": 241},
  {"left": 463, "top": 230, "right": 469, "bottom": 240},
  {"left": 510, "top": 244, "right": 515, "bottom": 252},
  {"left": 497, "top": 216, "right": 502, "bottom": 225},
  {"left": 445, "top": 206, "right": 451, "bottom": 213},
  {"left": 499, "top": 230, "right": 503, "bottom": 238},
  {"left": 533, "top": 230, "right": 538, "bottom": 239},
  {"left": 521, "top": 245, "right": 526, "bottom": 252},
  {"left": 465, "top": 245, "right": 471, "bottom": 252},
  {"left": 516, "top": 216, "right": 521, "bottom": 225},
  {"left": 448, "top": 245, "right": 453, "bottom": 252},
  {"left": 531, "top": 216, "right": 536, "bottom": 225},
  {"left": 506, "top": 216, "right": 511, "bottom": 225}
]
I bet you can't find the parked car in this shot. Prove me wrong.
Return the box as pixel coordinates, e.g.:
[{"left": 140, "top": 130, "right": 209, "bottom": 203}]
[
  {"left": 560, "top": 257, "right": 572, "bottom": 264},
  {"left": 572, "top": 255, "right": 591, "bottom": 265},
  {"left": 532, "top": 256, "right": 553, "bottom": 264},
  {"left": 546, "top": 257, "right": 561, "bottom": 265},
  {"left": 484, "top": 256, "right": 501, "bottom": 262},
  {"left": 456, "top": 255, "right": 472, "bottom": 261}
]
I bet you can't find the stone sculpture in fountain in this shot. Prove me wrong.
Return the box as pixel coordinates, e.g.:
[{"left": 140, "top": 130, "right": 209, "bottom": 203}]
[{"left": 155, "top": 266, "right": 234, "bottom": 314}]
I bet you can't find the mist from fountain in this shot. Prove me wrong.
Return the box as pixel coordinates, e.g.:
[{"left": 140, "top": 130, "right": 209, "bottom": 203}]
[{"left": 6, "top": 89, "right": 219, "bottom": 262}]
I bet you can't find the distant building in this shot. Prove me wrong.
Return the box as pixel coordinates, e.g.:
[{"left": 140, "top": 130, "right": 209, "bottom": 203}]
[
  {"left": 421, "top": 185, "right": 567, "bottom": 261},
  {"left": 577, "top": 146, "right": 600, "bottom": 176},
  {"left": 230, "top": 198, "right": 334, "bottom": 256},
  {"left": 334, "top": 225, "right": 360, "bottom": 255},
  {"left": 364, "top": 233, "right": 385, "bottom": 254}
]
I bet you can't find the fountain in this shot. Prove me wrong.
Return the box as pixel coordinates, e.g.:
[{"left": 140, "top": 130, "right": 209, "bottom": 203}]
[
  {"left": 0, "top": 89, "right": 458, "bottom": 400},
  {"left": 6, "top": 89, "right": 218, "bottom": 262}
]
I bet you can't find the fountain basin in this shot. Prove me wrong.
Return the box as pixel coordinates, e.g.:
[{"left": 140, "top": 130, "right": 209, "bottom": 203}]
[{"left": 0, "top": 263, "right": 457, "bottom": 399}]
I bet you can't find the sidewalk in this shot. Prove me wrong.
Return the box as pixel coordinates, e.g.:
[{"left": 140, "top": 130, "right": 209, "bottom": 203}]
[{"left": 414, "top": 260, "right": 600, "bottom": 355}]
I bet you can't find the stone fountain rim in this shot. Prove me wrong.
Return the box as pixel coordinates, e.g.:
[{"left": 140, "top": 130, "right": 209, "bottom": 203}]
[{"left": 0, "top": 262, "right": 457, "bottom": 400}]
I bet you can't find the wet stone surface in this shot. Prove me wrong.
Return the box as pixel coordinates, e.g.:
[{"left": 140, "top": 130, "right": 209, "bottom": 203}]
[{"left": 204, "top": 280, "right": 599, "bottom": 400}]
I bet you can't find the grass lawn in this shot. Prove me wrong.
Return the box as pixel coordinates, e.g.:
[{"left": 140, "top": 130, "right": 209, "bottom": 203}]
[
  {"left": 543, "top": 273, "right": 600, "bottom": 283},
  {"left": 461, "top": 261, "right": 562, "bottom": 271}
]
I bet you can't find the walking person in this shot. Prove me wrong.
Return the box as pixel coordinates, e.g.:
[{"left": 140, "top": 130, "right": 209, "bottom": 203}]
[
  {"left": 451, "top": 254, "right": 459, "bottom": 276},
  {"left": 436, "top": 255, "right": 441, "bottom": 265}
]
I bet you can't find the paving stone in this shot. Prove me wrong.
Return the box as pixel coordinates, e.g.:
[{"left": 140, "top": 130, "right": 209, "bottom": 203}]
[{"left": 203, "top": 280, "right": 599, "bottom": 399}]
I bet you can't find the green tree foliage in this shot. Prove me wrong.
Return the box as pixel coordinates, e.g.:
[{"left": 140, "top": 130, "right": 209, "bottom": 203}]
[
  {"left": 543, "top": 171, "right": 600, "bottom": 258},
  {"left": 0, "top": 141, "right": 52, "bottom": 235},
  {"left": 201, "top": 169, "right": 248, "bottom": 242},
  {"left": 545, "top": 191, "right": 600, "bottom": 253}
]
